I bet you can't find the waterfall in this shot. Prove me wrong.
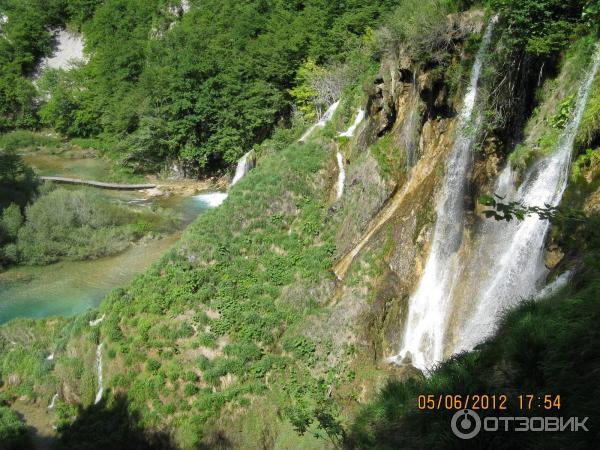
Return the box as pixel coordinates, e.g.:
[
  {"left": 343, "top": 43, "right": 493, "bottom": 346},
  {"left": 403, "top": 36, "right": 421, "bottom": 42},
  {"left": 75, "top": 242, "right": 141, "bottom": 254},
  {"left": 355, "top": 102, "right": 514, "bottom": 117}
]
[
  {"left": 193, "top": 151, "right": 253, "bottom": 208},
  {"left": 89, "top": 313, "right": 105, "bottom": 327},
  {"left": 335, "top": 152, "right": 345, "bottom": 200},
  {"left": 48, "top": 393, "right": 59, "bottom": 410},
  {"left": 339, "top": 109, "right": 365, "bottom": 137},
  {"left": 231, "top": 151, "right": 253, "bottom": 186},
  {"left": 299, "top": 100, "right": 340, "bottom": 143},
  {"left": 391, "top": 17, "right": 498, "bottom": 370},
  {"left": 454, "top": 44, "right": 600, "bottom": 353},
  {"left": 94, "top": 343, "right": 104, "bottom": 405},
  {"left": 535, "top": 270, "right": 573, "bottom": 300}
]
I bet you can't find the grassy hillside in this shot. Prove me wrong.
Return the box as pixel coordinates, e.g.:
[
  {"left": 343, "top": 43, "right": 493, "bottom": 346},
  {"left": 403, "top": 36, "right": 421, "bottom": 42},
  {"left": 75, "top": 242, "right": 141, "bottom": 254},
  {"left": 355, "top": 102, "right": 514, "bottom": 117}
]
[{"left": 0, "top": 138, "right": 357, "bottom": 448}]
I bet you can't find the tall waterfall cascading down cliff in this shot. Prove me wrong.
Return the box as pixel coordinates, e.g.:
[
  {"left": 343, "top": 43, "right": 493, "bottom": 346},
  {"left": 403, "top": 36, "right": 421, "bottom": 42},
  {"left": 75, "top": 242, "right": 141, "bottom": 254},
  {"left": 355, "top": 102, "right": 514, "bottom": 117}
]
[
  {"left": 391, "top": 16, "right": 498, "bottom": 370},
  {"left": 454, "top": 44, "right": 600, "bottom": 354}
]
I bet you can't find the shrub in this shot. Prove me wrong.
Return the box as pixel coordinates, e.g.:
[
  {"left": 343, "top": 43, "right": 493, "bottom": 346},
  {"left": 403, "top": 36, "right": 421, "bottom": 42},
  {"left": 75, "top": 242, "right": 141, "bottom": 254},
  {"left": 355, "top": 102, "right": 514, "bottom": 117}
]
[
  {"left": 374, "top": 0, "right": 472, "bottom": 65},
  {"left": 0, "top": 130, "right": 60, "bottom": 151},
  {"left": 146, "top": 359, "right": 160, "bottom": 372},
  {"left": 0, "top": 406, "right": 29, "bottom": 450},
  {"left": 17, "top": 188, "right": 133, "bottom": 264},
  {"left": 184, "top": 383, "right": 198, "bottom": 397},
  {"left": 0, "top": 204, "right": 23, "bottom": 241}
]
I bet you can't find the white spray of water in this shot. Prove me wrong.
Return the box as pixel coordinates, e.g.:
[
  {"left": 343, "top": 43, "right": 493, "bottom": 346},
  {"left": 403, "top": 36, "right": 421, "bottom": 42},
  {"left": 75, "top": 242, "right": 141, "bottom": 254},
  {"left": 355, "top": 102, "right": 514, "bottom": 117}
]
[
  {"left": 299, "top": 101, "right": 340, "bottom": 143},
  {"left": 338, "top": 109, "right": 365, "bottom": 138},
  {"left": 231, "top": 151, "right": 253, "bottom": 186},
  {"left": 48, "top": 393, "right": 59, "bottom": 410},
  {"left": 335, "top": 152, "right": 345, "bottom": 200},
  {"left": 193, "top": 192, "right": 228, "bottom": 208},
  {"left": 94, "top": 343, "right": 104, "bottom": 405},
  {"left": 535, "top": 270, "right": 573, "bottom": 300},
  {"left": 193, "top": 151, "right": 253, "bottom": 208},
  {"left": 89, "top": 314, "right": 105, "bottom": 327},
  {"left": 391, "top": 17, "right": 498, "bottom": 370},
  {"left": 455, "top": 45, "right": 600, "bottom": 353}
]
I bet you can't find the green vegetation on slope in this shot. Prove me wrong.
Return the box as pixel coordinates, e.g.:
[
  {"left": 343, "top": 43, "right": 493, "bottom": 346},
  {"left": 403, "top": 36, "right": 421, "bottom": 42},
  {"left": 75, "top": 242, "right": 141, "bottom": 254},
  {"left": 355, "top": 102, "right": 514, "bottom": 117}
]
[
  {"left": 0, "top": 140, "right": 348, "bottom": 448},
  {"left": 0, "top": 403, "right": 29, "bottom": 450}
]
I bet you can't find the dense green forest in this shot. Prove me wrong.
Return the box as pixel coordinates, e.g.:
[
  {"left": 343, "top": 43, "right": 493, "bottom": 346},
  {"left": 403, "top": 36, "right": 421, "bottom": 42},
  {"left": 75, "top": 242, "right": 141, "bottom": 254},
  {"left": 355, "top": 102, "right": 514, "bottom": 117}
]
[{"left": 1, "top": 0, "right": 402, "bottom": 175}]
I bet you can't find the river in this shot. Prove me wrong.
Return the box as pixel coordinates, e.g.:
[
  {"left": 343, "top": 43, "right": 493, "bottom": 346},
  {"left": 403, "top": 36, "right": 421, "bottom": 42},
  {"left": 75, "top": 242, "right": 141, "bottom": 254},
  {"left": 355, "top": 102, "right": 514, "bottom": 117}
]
[{"left": 0, "top": 152, "right": 222, "bottom": 324}]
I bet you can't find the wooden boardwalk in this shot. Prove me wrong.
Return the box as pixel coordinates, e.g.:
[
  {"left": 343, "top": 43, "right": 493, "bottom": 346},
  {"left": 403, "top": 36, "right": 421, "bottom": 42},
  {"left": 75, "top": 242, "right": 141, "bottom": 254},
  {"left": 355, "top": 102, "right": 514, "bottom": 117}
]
[{"left": 40, "top": 176, "right": 155, "bottom": 190}]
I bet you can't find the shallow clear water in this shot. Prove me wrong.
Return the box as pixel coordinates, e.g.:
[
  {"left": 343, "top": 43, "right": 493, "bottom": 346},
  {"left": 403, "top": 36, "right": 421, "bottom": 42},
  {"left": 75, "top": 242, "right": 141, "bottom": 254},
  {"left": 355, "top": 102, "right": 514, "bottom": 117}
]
[
  {"left": 0, "top": 236, "right": 177, "bottom": 323},
  {"left": 22, "top": 153, "right": 113, "bottom": 181},
  {"left": 0, "top": 154, "right": 223, "bottom": 324}
]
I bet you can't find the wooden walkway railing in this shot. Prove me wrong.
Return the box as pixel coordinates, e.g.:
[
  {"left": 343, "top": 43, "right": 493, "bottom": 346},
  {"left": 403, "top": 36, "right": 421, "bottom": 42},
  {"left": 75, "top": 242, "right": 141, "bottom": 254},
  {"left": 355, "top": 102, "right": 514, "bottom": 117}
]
[{"left": 40, "top": 176, "right": 155, "bottom": 190}]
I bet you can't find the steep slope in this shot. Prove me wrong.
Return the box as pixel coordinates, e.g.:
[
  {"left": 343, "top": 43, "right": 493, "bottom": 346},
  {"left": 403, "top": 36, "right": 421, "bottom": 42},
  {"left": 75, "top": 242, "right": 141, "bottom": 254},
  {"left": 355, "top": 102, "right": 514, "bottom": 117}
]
[{"left": 1, "top": 2, "right": 600, "bottom": 449}]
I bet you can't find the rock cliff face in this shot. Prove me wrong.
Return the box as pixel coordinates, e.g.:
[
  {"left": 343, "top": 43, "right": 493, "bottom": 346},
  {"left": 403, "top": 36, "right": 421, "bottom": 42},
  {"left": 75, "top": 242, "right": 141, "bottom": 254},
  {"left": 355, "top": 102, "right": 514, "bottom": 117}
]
[
  {"left": 332, "top": 61, "right": 460, "bottom": 361},
  {"left": 330, "top": 21, "right": 512, "bottom": 362}
]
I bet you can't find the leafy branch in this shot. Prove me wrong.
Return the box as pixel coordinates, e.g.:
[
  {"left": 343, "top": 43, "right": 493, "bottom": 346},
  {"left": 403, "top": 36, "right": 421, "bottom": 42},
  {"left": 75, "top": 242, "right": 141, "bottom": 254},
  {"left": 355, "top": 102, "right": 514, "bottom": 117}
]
[{"left": 479, "top": 193, "right": 587, "bottom": 223}]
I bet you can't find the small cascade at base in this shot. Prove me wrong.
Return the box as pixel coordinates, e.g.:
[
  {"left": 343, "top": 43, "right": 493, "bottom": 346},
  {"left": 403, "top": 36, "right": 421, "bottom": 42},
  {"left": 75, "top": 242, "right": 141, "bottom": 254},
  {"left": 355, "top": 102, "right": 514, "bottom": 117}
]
[
  {"left": 89, "top": 314, "right": 105, "bottom": 327},
  {"left": 231, "top": 151, "right": 253, "bottom": 186},
  {"left": 535, "top": 270, "right": 573, "bottom": 300},
  {"left": 194, "top": 151, "right": 254, "bottom": 208},
  {"left": 94, "top": 343, "right": 104, "bottom": 405}
]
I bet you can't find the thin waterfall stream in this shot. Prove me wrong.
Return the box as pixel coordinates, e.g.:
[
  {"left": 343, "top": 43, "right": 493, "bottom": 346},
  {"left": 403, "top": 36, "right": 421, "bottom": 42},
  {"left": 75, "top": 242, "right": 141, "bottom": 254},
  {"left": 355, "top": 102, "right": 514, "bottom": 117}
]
[
  {"left": 94, "top": 343, "right": 104, "bottom": 404},
  {"left": 299, "top": 101, "right": 340, "bottom": 143},
  {"left": 335, "top": 109, "right": 365, "bottom": 200},
  {"left": 338, "top": 109, "right": 365, "bottom": 138},
  {"left": 230, "top": 151, "right": 253, "bottom": 186},
  {"left": 193, "top": 151, "right": 253, "bottom": 207},
  {"left": 335, "top": 152, "right": 345, "bottom": 200}
]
